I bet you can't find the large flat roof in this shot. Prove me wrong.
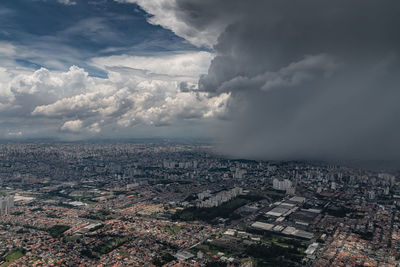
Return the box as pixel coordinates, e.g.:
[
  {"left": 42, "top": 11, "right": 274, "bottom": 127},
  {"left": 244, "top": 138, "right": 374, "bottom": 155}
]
[
  {"left": 292, "top": 229, "right": 314, "bottom": 240},
  {"left": 289, "top": 196, "right": 306, "bottom": 203},
  {"left": 251, "top": 221, "right": 274, "bottom": 231},
  {"left": 175, "top": 251, "right": 194, "bottom": 260},
  {"left": 266, "top": 206, "right": 290, "bottom": 217}
]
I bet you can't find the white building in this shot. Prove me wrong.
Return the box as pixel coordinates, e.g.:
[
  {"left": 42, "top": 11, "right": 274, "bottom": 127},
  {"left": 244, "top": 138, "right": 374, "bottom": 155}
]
[
  {"left": 233, "top": 168, "right": 246, "bottom": 179},
  {"left": 368, "top": 190, "right": 375, "bottom": 200},
  {"left": 286, "top": 187, "right": 296, "bottom": 196},
  {"left": 273, "top": 178, "right": 292, "bottom": 191},
  {"left": 196, "top": 187, "right": 243, "bottom": 208},
  {"left": 331, "top": 182, "right": 336, "bottom": 190},
  {"left": 0, "top": 195, "right": 14, "bottom": 215}
]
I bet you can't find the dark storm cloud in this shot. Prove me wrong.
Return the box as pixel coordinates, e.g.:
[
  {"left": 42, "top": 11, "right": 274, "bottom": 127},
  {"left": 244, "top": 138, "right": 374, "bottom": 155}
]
[{"left": 170, "top": 0, "right": 400, "bottom": 160}]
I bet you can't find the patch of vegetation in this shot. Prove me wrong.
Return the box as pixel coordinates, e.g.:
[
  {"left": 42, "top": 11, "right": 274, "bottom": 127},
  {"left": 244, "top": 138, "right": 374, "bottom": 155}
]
[
  {"left": 89, "top": 224, "right": 104, "bottom": 232},
  {"left": 57, "top": 202, "right": 78, "bottom": 209},
  {"left": 112, "top": 191, "right": 127, "bottom": 196},
  {"left": 15, "top": 228, "right": 29, "bottom": 234},
  {"left": 240, "top": 194, "right": 265, "bottom": 202},
  {"left": 205, "top": 262, "right": 227, "bottom": 267},
  {"left": 356, "top": 231, "right": 373, "bottom": 241},
  {"left": 152, "top": 253, "right": 175, "bottom": 266},
  {"left": 162, "top": 225, "right": 182, "bottom": 234},
  {"left": 42, "top": 190, "right": 69, "bottom": 199},
  {"left": 23, "top": 224, "right": 44, "bottom": 231},
  {"left": 81, "top": 249, "right": 98, "bottom": 259},
  {"left": 93, "top": 237, "right": 129, "bottom": 255},
  {"left": 80, "top": 210, "right": 112, "bottom": 221},
  {"left": 326, "top": 206, "right": 351, "bottom": 218},
  {"left": 270, "top": 237, "right": 305, "bottom": 249},
  {"left": 30, "top": 207, "right": 44, "bottom": 212},
  {"left": 64, "top": 236, "right": 80, "bottom": 243},
  {"left": 184, "top": 194, "right": 197, "bottom": 201},
  {"left": 46, "top": 213, "right": 60, "bottom": 218},
  {"left": 194, "top": 243, "right": 221, "bottom": 255},
  {"left": 1, "top": 248, "right": 26, "bottom": 266},
  {"left": 245, "top": 243, "right": 305, "bottom": 266},
  {"left": 47, "top": 225, "right": 70, "bottom": 238},
  {"left": 119, "top": 204, "right": 133, "bottom": 209},
  {"left": 42, "top": 189, "right": 97, "bottom": 205}
]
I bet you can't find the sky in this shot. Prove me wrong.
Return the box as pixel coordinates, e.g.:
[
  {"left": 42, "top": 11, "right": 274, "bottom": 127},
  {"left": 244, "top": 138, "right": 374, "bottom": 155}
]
[
  {"left": 1, "top": 0, "right": 400, "bottom": 161},
  {"left": 0, "top": 0, "right": 228, "bottom": 140}
]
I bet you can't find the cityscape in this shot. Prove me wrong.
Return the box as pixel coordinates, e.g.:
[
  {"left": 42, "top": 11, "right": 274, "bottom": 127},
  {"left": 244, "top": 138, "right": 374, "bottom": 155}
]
[
  {"left": 1, "top": 0, "right": 400, "bottom": 266},
  {"left": 0, "top": 142, "right": 398, "bottom": 266}
]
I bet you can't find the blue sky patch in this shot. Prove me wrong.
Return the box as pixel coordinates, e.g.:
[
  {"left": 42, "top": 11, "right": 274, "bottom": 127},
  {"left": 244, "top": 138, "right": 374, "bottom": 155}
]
[{"left": 0, "top": 0, "right": 199, "bottom": 75}]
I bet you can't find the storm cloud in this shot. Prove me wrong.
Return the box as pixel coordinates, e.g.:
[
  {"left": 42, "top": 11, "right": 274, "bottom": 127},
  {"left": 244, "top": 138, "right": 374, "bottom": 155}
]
[{"left": 135, "top": 0, "right": 400, "bottom": 160}]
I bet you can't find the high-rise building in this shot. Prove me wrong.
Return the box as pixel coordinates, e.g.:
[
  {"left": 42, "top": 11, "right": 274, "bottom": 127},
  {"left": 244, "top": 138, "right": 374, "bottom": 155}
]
[
  {"left": 368, "top": 191, "right": 375, "bottom": 200},
  {"left": 0, "top": 195, "right": 14, "bottom": 215},
  {"left": 273, "top": 178, "right": 292, "bottom": 191},
  {"left": 368, "top": 190, "right": 375, "bottom": 200},
  {"left": 286, "top": 187, "right": 296, "bottom": 196},
  {"left": 331, "top": 182, "right": 337, "bottom": 190}
]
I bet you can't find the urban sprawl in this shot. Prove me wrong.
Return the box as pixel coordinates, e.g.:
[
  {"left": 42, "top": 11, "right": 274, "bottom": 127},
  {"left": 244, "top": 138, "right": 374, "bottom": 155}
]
[{"left": 0, "top": 142, "right": 399, "bottom": 266}]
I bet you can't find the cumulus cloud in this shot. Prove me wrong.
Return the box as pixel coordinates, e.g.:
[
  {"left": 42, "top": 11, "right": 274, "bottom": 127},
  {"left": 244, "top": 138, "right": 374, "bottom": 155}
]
[
  {"left": 31, "top": 68, "right": 229, "bottom": 129},
  {"left": 61, "top": 120, "right": 83, "bottom": 132},
  {"left": 132, "top": 0, "right": 400, "bottom": 160},
  {"left": 7, "top": 66, "right": 93, "bottom": 117},
  {"left": 0, "top": 53, "right": 228, "bottom": 136}
]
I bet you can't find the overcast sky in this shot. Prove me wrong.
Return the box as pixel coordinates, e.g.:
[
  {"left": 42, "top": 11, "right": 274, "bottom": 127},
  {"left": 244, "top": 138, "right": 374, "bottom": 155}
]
[{"left": 1, "top": 0, "right": 400, "bottom": 161}]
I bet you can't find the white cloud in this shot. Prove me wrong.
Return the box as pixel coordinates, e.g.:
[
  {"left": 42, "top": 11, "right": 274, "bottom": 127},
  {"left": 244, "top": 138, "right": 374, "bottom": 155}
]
[
  {"left": 0, "top": 67, "right": 14, "bottom": 103},
  {"left": 0, "top": 35, "right": 228, "bottom": 137},
  {"left": 62, "top": 18, "right": 119, "bottom": 44},
  {"left": 32, "top": 68, "right": 229, "bottom": 130},
  {"left": 61, "top": 120, "right": 83, "bottom": 132},
  {"left": 0, "top": 42, "right": 16, "bottom": 57},
  {"left": 7, "top": 131, "right": 22, "bottom": 137},
  {"left": 91, "top": 51, "right": 214, "bottom": 78},
  {"left": 115, "top": 0, "right": 225, "bottom": 47},
  {"left": 0, "top": 42, "right": 24, "bottom": 70},
  {"left": 0, "top": 51, "right": 228, "bottom": 135},
  {"left": 57, "top": 0, "right": 77, "bottom": 6},
  {"left": 10, "top": 66, "right": 89, "bottom": 95}
]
